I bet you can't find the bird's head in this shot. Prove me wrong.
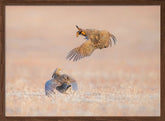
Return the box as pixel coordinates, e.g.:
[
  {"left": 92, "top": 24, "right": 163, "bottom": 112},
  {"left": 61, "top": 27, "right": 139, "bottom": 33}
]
[
  {"left": 55, "top": 68, "right": 63, "bottom": 75},
  {"left": 76, "top": 25, "right": 86, "bottom": 37},
  {"left": 52, "top": 68, "right": 63, "bottom": 78}
]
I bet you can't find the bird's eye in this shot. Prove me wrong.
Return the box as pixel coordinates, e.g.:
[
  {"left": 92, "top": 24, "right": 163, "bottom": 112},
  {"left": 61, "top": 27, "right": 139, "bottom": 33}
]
[{"left": 67, "top": 76, "right": 70, "bottom": 80}]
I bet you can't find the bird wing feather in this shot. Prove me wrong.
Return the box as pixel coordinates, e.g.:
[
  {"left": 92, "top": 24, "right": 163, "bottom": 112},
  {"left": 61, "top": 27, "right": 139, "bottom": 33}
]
[
  {"left": 66, "top": 39, "right": 96, "bottom": 61},
  {"left": 45, "top": 79, "right": 61, "bottom": 96}
]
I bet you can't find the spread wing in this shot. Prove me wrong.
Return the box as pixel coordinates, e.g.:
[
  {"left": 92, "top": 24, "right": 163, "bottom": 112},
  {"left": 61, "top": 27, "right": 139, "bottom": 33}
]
[
  {"left": 66, "top": 39, "right": 96, "bottom": 61},
  {"left": 45, "top": 76, "right": 78, "bottom": 96},
  {"left": 69, "top": 77, "right": 78, "bottom": 91},
  {"left": 45, "top": 79, "right": 61, "bottom": 96}
]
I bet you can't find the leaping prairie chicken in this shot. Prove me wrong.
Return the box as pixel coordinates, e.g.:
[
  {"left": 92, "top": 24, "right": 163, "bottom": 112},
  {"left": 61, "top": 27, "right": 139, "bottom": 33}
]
[
  {"left": 66, "top": 25, "right": 117, "bottom": 61},
  {"left": 45, "top": 68, "right": 78, "bottom": 96}
]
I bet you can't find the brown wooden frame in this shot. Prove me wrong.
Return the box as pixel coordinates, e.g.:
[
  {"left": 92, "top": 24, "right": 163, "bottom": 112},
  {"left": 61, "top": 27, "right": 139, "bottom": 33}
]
[{"left": 0, "top": 0, "right": 164, "bottom": 121}]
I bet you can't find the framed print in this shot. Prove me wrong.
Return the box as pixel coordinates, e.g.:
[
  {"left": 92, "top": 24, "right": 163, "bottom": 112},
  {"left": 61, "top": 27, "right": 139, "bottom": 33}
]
[{"left": 0, "top": 0, "right": 164, "bottom": 121}]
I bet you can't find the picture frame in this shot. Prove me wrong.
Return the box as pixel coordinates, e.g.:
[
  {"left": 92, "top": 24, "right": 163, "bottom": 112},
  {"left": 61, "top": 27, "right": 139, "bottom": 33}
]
[{"left": 0, "top": 0, "right": 164, "bottom": 121}]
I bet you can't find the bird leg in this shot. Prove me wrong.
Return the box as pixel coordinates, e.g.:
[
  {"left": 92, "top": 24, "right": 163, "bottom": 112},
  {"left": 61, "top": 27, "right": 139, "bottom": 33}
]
[
  {"left": 65, "top": 86, "right": 72, "bottom": 94},
  {"left": 56, "top": 82, "right": 71, "bottom": 94}
]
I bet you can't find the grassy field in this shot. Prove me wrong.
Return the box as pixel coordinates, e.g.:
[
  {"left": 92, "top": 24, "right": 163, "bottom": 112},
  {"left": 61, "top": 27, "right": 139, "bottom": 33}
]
[
  {"left": 5, "top": 6, "right": 160, "bottom": 116},
  {"left": 6, "top": 54, "right": 160, "bottom": 116}
]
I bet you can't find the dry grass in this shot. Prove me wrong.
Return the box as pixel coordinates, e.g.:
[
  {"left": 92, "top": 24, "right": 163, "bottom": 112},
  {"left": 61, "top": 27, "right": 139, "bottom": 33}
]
[{"left": 6, "top": 55, "right": 160, "bottom": 116}]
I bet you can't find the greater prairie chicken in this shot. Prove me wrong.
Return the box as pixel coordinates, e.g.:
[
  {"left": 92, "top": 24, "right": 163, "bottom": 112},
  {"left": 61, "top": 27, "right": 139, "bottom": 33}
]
[
  {"left": 45, "top": 68, "right": 78, "bottom": 96},
  {"left": 66, "top": 25, "right": 117, "bottom": 61}
]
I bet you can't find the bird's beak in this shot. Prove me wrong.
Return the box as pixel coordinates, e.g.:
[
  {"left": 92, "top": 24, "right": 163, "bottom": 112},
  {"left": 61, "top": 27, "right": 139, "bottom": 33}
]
[{"left": 76, "top": 32, "right": 79, "bottom": 37}]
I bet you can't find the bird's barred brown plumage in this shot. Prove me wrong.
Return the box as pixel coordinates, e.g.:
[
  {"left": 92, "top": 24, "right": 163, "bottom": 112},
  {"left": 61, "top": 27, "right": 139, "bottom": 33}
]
[{"left": 66, "top": 25, "right": 117, "bottom": 61}]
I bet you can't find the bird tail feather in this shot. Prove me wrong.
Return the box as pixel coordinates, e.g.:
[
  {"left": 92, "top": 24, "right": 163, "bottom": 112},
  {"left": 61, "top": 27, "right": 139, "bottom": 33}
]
[{"left": 110, "top": 34, "right": 117, "bottom": 45}]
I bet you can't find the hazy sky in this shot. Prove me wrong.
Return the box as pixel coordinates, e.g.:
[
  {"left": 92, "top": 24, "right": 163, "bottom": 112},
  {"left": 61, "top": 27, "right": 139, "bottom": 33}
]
[{"left": 6, "top": 5, "right": 160, "bottom": 71}]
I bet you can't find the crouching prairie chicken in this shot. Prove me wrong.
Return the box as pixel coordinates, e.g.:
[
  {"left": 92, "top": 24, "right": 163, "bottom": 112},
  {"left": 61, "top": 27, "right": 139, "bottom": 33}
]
[
  {"left": 45, "top": 68, "right": 78, "bottom": 96},
  {"left": 66, "top": 25, "right": 117, "bottom": 61}
]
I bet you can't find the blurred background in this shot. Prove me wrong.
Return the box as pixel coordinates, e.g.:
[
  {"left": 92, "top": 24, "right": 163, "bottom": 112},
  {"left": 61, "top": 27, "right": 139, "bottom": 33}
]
[{"left": 6, "top": 6, "right": 160, "bottom": 116}]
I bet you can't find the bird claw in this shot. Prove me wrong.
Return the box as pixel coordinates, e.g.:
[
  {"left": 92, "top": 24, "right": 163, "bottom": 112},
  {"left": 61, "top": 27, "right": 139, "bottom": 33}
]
[{"left": 65, "top": 86, "right": 72, "bottom": 94}]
